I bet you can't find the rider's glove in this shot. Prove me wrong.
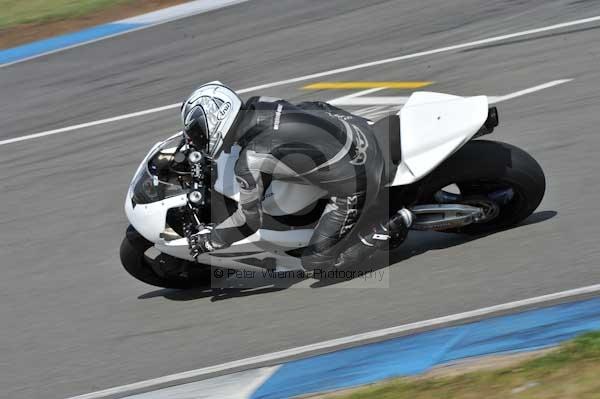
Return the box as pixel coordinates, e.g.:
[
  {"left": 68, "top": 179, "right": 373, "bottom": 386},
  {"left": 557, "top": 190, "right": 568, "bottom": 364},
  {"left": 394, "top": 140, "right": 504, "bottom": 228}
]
[{"left": 187, "top": 224, "right": 219, "bottom": 258}]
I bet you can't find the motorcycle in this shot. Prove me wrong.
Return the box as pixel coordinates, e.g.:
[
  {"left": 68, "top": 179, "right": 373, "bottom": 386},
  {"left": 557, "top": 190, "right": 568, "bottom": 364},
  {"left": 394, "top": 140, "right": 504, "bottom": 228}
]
[{"left": 120, "top": 87, "right": 545, "bottom": 288}]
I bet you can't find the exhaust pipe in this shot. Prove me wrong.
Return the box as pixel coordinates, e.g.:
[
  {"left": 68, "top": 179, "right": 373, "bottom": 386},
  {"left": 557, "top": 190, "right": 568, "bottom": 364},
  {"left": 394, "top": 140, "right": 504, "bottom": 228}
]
[{"left": 408, "top": 204, "right": 484, "bottom": 231}]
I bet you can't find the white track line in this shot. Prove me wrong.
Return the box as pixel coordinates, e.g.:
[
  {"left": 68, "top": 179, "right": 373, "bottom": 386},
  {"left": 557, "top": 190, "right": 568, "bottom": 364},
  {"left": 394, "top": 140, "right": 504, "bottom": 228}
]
[
  {"left": 0, "top": 87, "right": 262, "bottom": 147},
  {"left": 1, "top": 16, "right": 598, "bottom": 147},
  {"left": 328, "top": 79, "right": 572, "bottom": 107},
  {"left": 67, "top": 283, "right": 600, "bottom": 399},
  {"left": 6, "top": 78, "right": 563, "bottom": 149},
  {"left": 238, "top": 15, "right": 600, "bottom": 92},
  {"left": 0, "top": 104, "right": 179, "bottom": 146},
  {"left": 488, "top": 79, "right": 573, "bottom": 103}
]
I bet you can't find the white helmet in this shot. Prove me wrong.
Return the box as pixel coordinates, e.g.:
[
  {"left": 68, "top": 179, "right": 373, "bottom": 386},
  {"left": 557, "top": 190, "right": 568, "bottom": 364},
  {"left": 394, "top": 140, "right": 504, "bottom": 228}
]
[{"left": 181, "top": 81, "right": 243, "bottom": 158}]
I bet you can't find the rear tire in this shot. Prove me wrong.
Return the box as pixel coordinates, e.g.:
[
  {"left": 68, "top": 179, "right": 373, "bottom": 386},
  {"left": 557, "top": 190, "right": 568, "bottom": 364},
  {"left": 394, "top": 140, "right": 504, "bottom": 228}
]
[
  {"left": 120, "top": 225, "right": 211, "bottom": 289},
  {"left": 416, "top": 140, "right": 546, "bottom": 234}
]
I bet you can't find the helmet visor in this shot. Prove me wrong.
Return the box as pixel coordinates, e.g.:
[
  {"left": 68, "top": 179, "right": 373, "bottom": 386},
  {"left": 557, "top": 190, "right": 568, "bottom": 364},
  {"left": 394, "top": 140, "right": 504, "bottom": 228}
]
[{"left": 183, "top": 105, "right": 209, "bottom": 151}]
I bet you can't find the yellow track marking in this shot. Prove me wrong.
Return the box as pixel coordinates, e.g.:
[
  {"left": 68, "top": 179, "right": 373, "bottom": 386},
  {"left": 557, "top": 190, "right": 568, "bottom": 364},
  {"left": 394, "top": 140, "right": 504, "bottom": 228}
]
[{"left": 303, "top": 81, "right": 433, "bottom": 90}]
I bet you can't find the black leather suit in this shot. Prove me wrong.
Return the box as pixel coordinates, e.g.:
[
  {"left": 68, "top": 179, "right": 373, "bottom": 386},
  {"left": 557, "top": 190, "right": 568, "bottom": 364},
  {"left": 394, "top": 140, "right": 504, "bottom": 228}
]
[{"left": 211, "top": 96, "right": 384, "bottom": 270}]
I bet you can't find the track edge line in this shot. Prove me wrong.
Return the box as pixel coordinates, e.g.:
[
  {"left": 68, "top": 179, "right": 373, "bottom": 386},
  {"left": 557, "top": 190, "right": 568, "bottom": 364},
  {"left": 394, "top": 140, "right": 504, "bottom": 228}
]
[{"left": 66, "top": 283, "right": 600, "bottom": 399}]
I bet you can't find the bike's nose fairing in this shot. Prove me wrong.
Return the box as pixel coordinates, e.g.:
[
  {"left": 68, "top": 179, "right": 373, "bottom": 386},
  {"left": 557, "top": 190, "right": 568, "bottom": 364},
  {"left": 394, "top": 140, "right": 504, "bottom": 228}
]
[{"left": 125, "top": 134, "right": 189, "bottom": 242}]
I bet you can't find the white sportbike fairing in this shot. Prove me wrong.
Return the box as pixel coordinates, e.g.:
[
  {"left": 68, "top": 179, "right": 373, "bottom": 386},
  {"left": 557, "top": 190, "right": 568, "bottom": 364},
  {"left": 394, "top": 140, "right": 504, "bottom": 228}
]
[
  {"left": 122, "top": 89, "right": 545, "bottom": 285},
  {"left": 392, "top": 92, "right": 489, "bottom": 185}
]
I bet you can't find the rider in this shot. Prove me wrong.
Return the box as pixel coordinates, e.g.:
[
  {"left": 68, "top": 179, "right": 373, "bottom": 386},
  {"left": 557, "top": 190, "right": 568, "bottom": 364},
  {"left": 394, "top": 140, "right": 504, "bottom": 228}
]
[{"left": 181, "top": 82, "right": 412, "bottom": 271}]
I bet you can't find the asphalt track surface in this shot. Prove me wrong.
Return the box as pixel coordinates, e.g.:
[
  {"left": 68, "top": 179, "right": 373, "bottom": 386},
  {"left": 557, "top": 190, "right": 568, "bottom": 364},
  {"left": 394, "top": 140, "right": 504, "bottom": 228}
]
[{"left": 2, "top": 1, "right": 600, "bottom": 398}]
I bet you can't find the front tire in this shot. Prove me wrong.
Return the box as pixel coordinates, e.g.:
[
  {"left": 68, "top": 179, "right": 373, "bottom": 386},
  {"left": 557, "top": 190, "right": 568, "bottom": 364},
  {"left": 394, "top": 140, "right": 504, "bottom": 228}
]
[
  {"left": 120, "top": 226, "right": 210, "bottom": 289},
  {"left": 416, "top": 140, "right": 546, "bottom": 234}
]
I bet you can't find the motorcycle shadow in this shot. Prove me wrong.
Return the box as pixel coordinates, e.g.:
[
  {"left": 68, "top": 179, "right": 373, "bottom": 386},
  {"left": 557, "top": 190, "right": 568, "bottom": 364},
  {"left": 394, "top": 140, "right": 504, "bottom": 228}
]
[
  {"left": 138, "top": 271, "right": 306, "bottom": 302},
  {"left": 139, "top": 210, "right": 556, "bottom": 299},
  {"left": 310, "top": 210, "right": 557, "bottom": 288}
]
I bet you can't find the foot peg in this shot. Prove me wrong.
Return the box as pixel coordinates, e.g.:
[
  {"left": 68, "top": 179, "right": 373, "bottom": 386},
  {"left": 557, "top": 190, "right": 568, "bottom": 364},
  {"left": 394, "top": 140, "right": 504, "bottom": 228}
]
[{"left": 396, "top": 208, "right": 415, "bottom": 229}]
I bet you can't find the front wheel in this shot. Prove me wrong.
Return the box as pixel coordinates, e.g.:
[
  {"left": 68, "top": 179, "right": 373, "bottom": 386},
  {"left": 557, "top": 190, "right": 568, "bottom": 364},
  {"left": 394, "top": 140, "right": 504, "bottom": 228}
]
[
  {"left": 415, "top": 140, "right": 546, "bottom": 234},
  {"left": 120, "top": 225, "right": 212, "bottom": 289}
]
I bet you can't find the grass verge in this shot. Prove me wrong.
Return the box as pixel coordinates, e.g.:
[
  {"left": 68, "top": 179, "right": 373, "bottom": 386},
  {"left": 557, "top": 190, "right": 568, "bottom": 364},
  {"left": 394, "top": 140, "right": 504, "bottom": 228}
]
[
  {"left": 0, "top": 0, "right": 132, "bottom": 29},
  {"left": 325, "top": 331, "right": 600, "bottom": 399},
  {"left": 0, "top": 0, "right": 189, "bottom": 49}
]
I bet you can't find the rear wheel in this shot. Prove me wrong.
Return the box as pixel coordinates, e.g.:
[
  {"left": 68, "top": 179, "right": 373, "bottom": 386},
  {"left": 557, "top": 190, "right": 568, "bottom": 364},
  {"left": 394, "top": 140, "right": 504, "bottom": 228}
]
[
  {"left": 415, "top": 140, "right": 546, "bottom": 234},
  {"left": 120, "top": 225, "right": 212, "bottom": 289}
]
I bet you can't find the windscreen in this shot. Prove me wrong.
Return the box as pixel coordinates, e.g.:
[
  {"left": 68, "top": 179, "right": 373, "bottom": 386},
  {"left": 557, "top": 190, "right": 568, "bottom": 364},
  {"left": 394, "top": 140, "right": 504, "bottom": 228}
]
[{"left": 131, "top": 134, "right": 191, "bottom": 204}]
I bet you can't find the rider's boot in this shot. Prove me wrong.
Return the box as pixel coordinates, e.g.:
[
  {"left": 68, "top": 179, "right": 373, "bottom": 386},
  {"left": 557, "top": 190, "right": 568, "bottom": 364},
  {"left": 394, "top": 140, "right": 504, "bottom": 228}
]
[{"left": 335, "top": 208, "right": 414, "bottom": 267}]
